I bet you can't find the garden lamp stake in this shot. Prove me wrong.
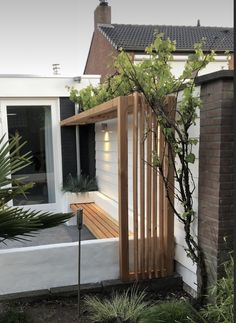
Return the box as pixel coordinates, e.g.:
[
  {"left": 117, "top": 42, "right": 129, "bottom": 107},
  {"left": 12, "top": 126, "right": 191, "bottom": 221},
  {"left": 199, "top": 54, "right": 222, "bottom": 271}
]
[{"left": 77, "top": 208, "right": 83, "bottom": 317}]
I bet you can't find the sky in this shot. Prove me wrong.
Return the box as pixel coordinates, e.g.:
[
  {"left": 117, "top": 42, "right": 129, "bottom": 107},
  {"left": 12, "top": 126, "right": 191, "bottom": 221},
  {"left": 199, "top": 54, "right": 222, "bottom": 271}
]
[{"left": 0, "top": 0, "right": 233, "bottom": 76}]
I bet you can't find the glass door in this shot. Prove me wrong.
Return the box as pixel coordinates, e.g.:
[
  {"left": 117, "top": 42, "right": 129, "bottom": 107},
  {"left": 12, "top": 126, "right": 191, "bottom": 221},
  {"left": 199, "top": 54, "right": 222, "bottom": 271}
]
[{"left": 6, "top": 105, "right": 56, "bottom": 205}]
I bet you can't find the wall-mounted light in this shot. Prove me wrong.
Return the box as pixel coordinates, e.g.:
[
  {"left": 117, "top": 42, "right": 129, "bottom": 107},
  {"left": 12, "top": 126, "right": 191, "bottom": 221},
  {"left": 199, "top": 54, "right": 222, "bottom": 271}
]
[
  {"left": 74, "top": 76, "right": 81, "bottom": 83},
  {"left": 101, "top": 123, "right": 108, "bottom": 132}
]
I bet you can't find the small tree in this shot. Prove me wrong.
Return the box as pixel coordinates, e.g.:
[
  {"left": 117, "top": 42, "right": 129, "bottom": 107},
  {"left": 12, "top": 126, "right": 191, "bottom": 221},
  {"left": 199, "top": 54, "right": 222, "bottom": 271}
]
[
  {"left": 0, "top": 135, "right": 73, "bottom": 243},
  {"left": 68, "top": 34, "right": 216, "bottom": 301}
]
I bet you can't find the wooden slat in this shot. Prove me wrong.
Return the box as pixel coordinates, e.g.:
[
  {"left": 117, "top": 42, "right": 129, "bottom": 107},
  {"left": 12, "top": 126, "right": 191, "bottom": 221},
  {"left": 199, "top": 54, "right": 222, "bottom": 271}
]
[
  {"left": 146, "top": 105, "right": 152, "bottom": 279},
  {"left": 83, "top": 204, "right": 118, "bottom": 237},
  {"left": 139, "top": 98, "right": 146, "bottom": 279},
  {"left": 152, "top": 115, "right": 159, "bottom": 278},
  {"left": 133, "top": 93, "right": 139, "bottom": 280},
  {"left": 77, "top": 204, "right": 115, "bottom": 238},
  {"left": 117, "top": 96, "right": 129, "bottom": 281},
  {"left": 91, "top": 204, "right": 120, "bottom": 229},
  {"left": 70, "top": 203, "right": 119, "bottom": 239},
  {"left": 81, "top": 206, "right": 111, "bottom": 238},
  {"left": 159, "top": 128, "right": 165, "bottom": 276},
  {"left": 83, "top": 213, "right": 110, "bottom": 238}
]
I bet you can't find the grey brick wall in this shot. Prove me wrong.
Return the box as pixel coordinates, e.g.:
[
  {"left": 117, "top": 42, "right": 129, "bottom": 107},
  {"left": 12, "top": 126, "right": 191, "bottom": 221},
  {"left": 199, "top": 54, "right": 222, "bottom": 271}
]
[{"left": 198, "top": 71, "right": 234, "bottom": 286}]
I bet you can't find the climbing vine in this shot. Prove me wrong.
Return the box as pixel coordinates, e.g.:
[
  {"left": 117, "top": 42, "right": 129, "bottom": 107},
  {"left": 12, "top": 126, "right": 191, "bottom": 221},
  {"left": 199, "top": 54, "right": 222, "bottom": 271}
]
[{"left": 68, "top": 33, "right": 215, "bottom": 301}]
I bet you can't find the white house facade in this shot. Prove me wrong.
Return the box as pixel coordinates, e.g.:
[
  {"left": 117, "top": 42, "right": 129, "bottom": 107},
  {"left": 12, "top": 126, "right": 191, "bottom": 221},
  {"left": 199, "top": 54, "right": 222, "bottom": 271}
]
[{"left": 0, "top": 74, "right": 100, "bottom": 213}]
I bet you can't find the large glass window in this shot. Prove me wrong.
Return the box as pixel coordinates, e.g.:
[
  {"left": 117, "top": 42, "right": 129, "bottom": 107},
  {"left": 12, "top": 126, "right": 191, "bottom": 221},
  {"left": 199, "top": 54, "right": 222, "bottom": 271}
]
[{"left": 7, "top": 106, "right": 55, "bottom": 205}]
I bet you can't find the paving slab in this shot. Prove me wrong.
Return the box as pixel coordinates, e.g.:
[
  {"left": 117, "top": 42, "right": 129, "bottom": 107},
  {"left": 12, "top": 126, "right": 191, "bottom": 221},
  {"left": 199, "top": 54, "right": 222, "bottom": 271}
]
[{"left": 0, "top": 224, "right": 96, "bottom": 249}]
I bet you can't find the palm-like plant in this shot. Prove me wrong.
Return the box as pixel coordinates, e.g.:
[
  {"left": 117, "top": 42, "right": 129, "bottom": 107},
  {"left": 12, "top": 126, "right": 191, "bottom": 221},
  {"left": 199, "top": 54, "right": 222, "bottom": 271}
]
[{"left": 0, "top": 134, "right": 73, "bottom": 243}]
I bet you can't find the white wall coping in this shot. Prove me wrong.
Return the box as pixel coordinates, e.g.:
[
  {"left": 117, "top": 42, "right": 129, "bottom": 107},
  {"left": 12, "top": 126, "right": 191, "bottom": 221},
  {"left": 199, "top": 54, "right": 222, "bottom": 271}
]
[
  {"left": 134, "top": 54, "right": 228, "bottom": 62},
  {"left": 0, "top": 75, "right": 101, "bottom": 98},
  {"left": 0, "top": 237, "right": 119, "bottom": 254}
]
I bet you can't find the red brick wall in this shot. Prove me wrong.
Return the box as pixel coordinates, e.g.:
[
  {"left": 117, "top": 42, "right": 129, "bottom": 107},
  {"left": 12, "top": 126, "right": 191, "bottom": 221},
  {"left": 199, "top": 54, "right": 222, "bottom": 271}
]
[
  {"left": 84, "top": 30, "right": 118, "bottom": 81},
  {"left": 198, "top": 71, "right": 234, "bottom": 286}
]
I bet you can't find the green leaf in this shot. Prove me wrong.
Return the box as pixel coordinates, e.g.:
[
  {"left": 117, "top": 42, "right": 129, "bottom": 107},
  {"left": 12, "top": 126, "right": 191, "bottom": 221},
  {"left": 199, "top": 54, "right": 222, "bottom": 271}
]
[
  {"left": 185, "top": 153, "right": 195, "bottom": 164},
  {"left": 0, "top": 135, "right": 73, "bottom": 243}
]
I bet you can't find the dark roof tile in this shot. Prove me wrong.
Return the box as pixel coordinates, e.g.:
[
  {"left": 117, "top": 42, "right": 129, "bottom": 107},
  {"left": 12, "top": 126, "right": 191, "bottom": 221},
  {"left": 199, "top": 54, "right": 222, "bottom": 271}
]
[{"left": 98, "top": 24, "right": 234, "bottom": 52}]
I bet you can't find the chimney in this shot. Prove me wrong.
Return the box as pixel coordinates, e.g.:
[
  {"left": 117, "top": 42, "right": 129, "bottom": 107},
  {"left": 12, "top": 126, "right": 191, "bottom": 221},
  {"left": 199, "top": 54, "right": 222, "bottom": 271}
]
[
  {"left": 197, "top": 19, "right": 201, "bottom": 27},
  {"left": 94, "top": 0, "right": 111, "bottom": 29}
]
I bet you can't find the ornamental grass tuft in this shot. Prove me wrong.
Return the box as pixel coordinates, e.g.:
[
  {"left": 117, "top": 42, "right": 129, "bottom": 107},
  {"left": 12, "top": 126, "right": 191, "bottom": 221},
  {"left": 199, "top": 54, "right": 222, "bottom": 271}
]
[
  {"left": 84, "top": 287, "right": 148, "bottom": 322},
  {"left": 139, "top": 299, "right": 199, "bottom": 323}
]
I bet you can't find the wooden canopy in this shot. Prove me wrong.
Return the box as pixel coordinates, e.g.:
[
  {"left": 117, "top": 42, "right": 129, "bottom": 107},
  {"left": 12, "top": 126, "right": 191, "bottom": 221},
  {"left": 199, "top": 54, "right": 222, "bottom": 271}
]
[
  {"left": 61, "top": 93, "right": 175, "bottom": 282},
  {"left": 60, "top": 95, "right": 134, "bottom": 126}
]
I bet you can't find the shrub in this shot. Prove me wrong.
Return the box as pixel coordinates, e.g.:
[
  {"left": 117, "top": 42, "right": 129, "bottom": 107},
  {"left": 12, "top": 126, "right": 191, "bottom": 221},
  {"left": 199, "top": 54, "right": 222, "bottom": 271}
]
[
  {"left": 139, "top": 299, "right": 199, "bottom": 323},
  {"left": 0, "top": 308, "right": 29, "bottom": 323},
  {"left": 84, "top": 287, "right": 148, "bottom": 322},
  {"left": 200, "top": 254, "right": 234, "bottom": 323},
  {"left": 62, "top": 173, "right": 98, "bottom": 193}
]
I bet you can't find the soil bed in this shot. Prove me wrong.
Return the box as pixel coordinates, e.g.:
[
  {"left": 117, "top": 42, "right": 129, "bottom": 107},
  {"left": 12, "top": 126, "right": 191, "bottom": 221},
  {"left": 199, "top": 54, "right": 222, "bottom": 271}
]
[{"left": 0, "top": 288, "right": 190, "bottom": 323}]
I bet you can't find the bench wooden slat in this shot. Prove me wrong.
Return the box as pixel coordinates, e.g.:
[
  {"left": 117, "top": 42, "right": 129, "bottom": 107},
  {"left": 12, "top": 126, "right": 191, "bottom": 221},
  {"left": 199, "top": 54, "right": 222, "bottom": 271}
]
[
  {"left": 70, "top": 202, "right": 119, "bottom": 239},
  {"left": 82, "top": 206, "right": 115, "bottom": 238},
  {"left": 85, "top": 204, "right": 119, "bottom": 235},
  {"left": 90, "top": 204, "right": 120, "bottom": 229},
  {"left": 82, "top": 208, "right": 112, "bottom": 238}
]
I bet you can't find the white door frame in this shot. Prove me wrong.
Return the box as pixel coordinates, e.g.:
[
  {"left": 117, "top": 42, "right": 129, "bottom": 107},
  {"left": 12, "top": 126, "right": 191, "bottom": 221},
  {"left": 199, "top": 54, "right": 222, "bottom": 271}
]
[{"left": 0, "top": 97, "right": 63, "bottom": 213}]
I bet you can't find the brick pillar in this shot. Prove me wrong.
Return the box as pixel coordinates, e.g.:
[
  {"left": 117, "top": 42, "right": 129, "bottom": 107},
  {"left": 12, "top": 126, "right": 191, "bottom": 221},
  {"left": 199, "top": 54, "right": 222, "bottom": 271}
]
[{"left": 198, "top": 71, "right": 234, "bottom": 288}]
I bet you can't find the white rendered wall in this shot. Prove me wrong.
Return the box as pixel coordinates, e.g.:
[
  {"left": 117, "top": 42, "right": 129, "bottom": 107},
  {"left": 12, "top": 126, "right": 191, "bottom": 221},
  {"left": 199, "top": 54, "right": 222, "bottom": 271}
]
[
  {"left": 95, "top": 116, "right": 135, "bottom": 232},
  {"left": 0, "top": 75, "right": 100, "bottom": 98},
  {"left": 0, "top": 74, "right": 100, "bottom": 214},
  {"left": 134, "top": 54, "right": 229, "bottom": 78},
  {"left": 94, "top": 87, "right": 201, "bottom": 293},
  {"left": 0, "top": 238, "right": 119, "bottom": 295},
  {"left": 173, "top": 87, "right": 200, "bottom": 293}
]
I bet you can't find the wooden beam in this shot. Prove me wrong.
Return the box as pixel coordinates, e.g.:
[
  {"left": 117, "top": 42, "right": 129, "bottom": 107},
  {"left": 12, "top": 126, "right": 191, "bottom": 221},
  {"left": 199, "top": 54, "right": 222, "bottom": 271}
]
[
  {"left": 117, "top": 96, "right": 129, "bottom": 281},
  {"left": 61, "top": 95, "right": 134, "bottom": 126},
  {"left": 133, "top": 93, "right": 139, "bottom": 280},
  {"left": 60, "top": 98, "right": 119, "bottom": 126},
  {"left": 139, "top": 98, "right": 146, "bottom": 279},
  {"left": 146, "top": 105, "right": 152, "bottom": 279},
  {"left": 152, "top": 115, "right": 158, "bottom": 278},
  {"left": 159, "top": 128, "right": 165, "bottom": 276}
]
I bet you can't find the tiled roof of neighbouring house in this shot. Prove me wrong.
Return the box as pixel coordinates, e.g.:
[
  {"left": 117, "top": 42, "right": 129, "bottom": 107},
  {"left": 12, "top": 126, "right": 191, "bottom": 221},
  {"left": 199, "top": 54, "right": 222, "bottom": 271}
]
[{"left": 98, "top": 24, "right": 234, "bottom": 52}]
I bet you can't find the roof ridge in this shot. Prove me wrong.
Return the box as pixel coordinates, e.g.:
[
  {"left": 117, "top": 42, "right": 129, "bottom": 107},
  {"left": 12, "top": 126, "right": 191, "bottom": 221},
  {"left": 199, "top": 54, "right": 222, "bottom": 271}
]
[{"left": 109, "top": 23, "right": 233, "bottom": 29}]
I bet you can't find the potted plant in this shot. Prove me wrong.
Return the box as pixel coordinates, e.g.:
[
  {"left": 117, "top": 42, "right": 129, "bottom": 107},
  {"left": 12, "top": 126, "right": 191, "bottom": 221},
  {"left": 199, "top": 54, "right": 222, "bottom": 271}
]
[{"left": 62, "top": 173, "right": 98, "bottom": 224}]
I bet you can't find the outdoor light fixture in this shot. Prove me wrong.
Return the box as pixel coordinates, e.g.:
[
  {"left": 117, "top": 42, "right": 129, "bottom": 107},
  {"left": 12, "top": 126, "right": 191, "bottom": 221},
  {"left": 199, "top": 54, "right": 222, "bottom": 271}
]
[
  {"left": 74, "top": 76, "right": 81, "bottom": 83},
  {"left": 52, "top": 63, "right": 61, "bottom": 75},
  {"left": 101, "top": 123, "right": 108, "bottom": 132}
]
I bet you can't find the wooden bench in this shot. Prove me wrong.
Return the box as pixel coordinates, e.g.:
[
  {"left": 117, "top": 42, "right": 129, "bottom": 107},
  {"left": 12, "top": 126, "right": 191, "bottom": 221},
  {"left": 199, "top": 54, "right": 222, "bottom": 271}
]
[{"left": 70, "top": 203, "right": 119, "bottom": 239}]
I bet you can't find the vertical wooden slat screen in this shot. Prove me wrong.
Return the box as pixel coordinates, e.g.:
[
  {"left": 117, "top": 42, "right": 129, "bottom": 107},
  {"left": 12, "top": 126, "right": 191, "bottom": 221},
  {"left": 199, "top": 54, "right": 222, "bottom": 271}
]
[
  {"left": 117, "top": 96, "right": 129, "bottom": 281},
  {"left": 118, "top": 93, "right": 174, "bottom": 281}
]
